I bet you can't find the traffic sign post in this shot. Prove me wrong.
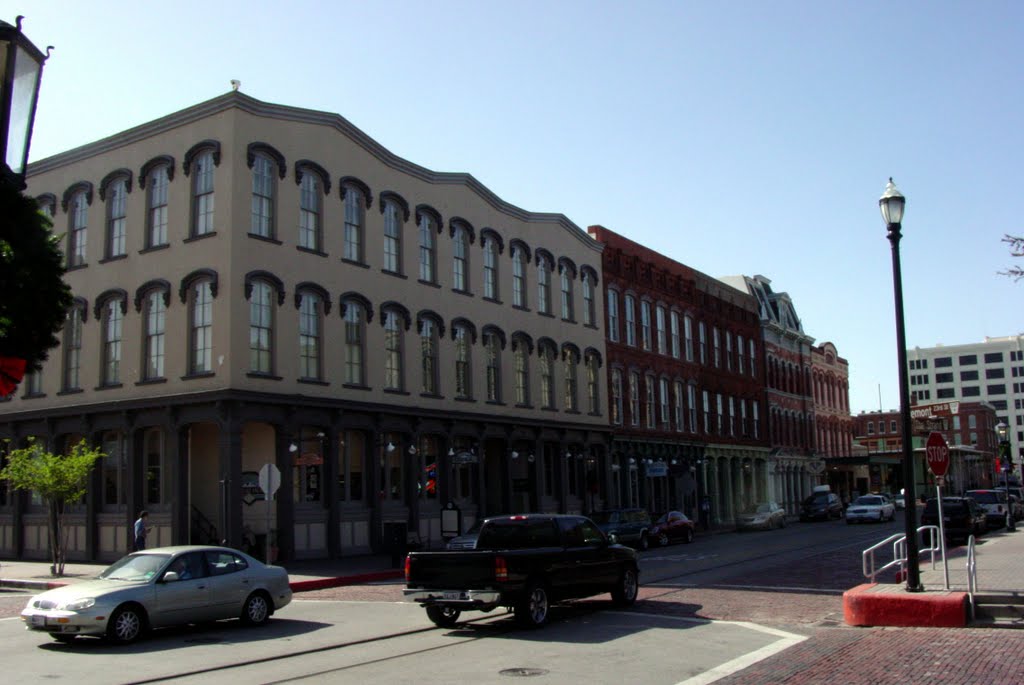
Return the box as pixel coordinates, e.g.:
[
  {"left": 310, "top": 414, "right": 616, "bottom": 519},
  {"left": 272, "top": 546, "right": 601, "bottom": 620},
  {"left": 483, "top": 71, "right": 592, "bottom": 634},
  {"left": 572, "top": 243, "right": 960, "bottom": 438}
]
[
  {"left": 258, "top": 463, "right": 281, "bottom": 564},
  {"left": 925, "top": 432, "right": 951, "bottom": 589}
]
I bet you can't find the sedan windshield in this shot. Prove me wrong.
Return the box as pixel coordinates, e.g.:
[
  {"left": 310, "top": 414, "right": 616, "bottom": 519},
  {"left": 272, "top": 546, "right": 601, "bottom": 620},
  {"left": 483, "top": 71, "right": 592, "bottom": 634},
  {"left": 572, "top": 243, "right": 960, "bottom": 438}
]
[
  {"left": 854, "top": 496, "right": 883, "bottom": 506},
  {"left": 99, "top": 553, "right": 171, "bottom": 581},
  {"left": 968, "top": 491, "right": 1001, "bottom": 505}
]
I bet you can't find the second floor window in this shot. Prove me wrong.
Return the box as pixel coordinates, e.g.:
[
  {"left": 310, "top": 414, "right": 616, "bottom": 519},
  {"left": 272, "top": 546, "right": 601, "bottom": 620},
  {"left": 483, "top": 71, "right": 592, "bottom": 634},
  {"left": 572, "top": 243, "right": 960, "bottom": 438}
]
[
  {"left": 586, "top": 354, "right": 599, "bottom": 414},
  {"left": 540, "top": 345, "right": 555, "bottom": 408},
  {"left": 383, "top": 311, "right": 403, "bottom": 390},
  {"left": 249, "top": 281, "right": 273, "bottom": 374},
  {"left": 251, "top": 155, "right": 274, "bottom": 238},
  {"left": 659, "top": 377, "right": 670, "bottom": 428},
  {"left": 144, "top": 291, "right": 166, "bottom": 380},
  {"left": 699, "top": 322, "right": 707, "bottom": 365},
  {"left": 611, "top": 369, "right": 624, "bottom": 424},
  {"left": 640, "top": 301, "right": 652, "bottom": 351},
  {"left": 63, "top": 306, "right": 84, "bottom": 391},
  {"left": 453, "top": 226, "right": 470, "bottom": 292},
  {"left": 564, "top": 348, "right": 579, "bottom": 411},
  {"left": 713, "top": 327, "right": 721, "bottom": 367},
  {"left": 537, "top": 256, "right": 552, "bottom": 314},
  {"left": 749, "top": 338, "right": 757, "bottom": 377},
  {"left": 419, "top": 215, "right": 436, "bottom": 283},
  {"left": 670, "top": 311, "right": 680, "bottom": 358},
  {"left": 688, "top": 384, "right": 698, "bottom": 432},
  {"left": 101, "top": 299, "right": 123, "bottom": 386},
  {"left": 343, "top": 301, "right": 365, "bottom": 386},
  {"left": 106, "top": 178, "right": 128, "bottom": 259},
  {"left": 645, "top": 374, "right": 655, "bottom": 428},
  {"left": 343, "top": 186, "right": 365, "bottom": 263},
  {"left": 624, "top": 295, "right": 636, "bottom": 346},
  {"left": 737, "top": 335, "right": 746, "bottom": 375},
  {"left": 629, "top": 371, "right": 640, "bottom": 426},
  {"left": 607, "top": 291, "right": 619, "bottom": 342},
  {"left": 189, "top": 280, "right": 213, "bottom": 374},
  {"left": 560, "top": 269, "right": 574, "bottom": 321},
  {"left": 454, "top": 324, "right": 472, "bottom": 399},
  {"left": 298, "top": 293, "right": 322, "bottom": 380},
  {"left": 420, "top": 319, "right": 438, "bottom": 395},
  {"left": 514, "top": 343, "right": 529, "bottom": 405},
  {"left": 485, "top": 332, "right": 502, "bottom": 402},
  {"left": 702, "top": 390, "right": 711, "bottom": 433},
  {"left": 582, "top": 272, "right": 595, "bottom": 326},
  {"left": 674, "top": 381, "right": 684, "bottom": 432},
  {"left": 656, "top": 306, "right": 667, "bottom": 355}
]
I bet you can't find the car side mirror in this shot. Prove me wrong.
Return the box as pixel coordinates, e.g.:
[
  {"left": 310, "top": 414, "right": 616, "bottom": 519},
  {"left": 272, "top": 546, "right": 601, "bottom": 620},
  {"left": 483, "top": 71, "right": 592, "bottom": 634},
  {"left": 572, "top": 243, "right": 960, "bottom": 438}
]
[
  {"left": 607, "top": 533, "right": 618, "bottom": 545},
  {"left": 162, "top": 571, "right": 180, "bottom": 583}
]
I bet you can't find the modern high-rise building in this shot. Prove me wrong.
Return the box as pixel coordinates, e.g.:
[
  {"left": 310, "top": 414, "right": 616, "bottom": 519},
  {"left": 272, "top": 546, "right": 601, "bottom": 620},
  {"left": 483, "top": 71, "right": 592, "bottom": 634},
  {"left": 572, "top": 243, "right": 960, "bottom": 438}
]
[{"left": 906, "top": 335, "right": 1024, "bottom": 468}]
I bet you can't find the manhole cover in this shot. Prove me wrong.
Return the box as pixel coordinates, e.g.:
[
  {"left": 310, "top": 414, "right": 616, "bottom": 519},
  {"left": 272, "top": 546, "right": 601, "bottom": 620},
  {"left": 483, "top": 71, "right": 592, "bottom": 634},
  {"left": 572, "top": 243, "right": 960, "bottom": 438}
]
[{"left": 499, "top": 668, "right": 549, "bottom": 677}]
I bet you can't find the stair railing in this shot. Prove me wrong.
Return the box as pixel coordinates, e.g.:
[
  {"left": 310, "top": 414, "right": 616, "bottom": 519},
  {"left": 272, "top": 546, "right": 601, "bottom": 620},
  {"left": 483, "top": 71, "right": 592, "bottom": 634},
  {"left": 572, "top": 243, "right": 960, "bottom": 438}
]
[{"left": 966, "top": 534, "right": 978, "bottom": 620}]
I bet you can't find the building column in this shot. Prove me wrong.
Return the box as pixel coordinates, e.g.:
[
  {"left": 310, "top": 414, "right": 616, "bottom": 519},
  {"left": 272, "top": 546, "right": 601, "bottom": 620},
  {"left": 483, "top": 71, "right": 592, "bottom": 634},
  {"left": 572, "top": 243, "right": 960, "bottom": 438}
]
[
  {"left": 273, "top": 424, "right": 295, "bottom": 562},
  {"left": 324, "top": 425, "right": 341, "bottom": 558},
  {"left": 217, "top": 417, "right": 243, "bottom": 551},
  {"left": 173, "top": 425, "right": 189, "bottom": 545}
]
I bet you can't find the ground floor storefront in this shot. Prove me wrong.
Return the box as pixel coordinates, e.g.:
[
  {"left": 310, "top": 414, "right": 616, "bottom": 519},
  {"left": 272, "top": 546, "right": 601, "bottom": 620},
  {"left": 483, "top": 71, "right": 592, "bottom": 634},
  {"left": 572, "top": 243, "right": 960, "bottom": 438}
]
[{"left": 0, "top": 391, "right": 614, "bottom": 563}]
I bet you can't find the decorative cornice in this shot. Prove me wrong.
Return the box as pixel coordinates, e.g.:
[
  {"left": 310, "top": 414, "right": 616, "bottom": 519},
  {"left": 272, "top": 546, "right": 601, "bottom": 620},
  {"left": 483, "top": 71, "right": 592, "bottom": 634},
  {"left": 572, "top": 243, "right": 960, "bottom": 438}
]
[
  {"left": 479, "top": 228, "right": 504, "bottom": 254},
  {"left": 448, "top": 217, "right": 476, "bottom": 244},
  {"left": 557, "top": 256, "right": 578, "bottom": 277},
  {"left": 71, "top": 296, "right": 89, "bottom": 323},
  {"left": 378, "top": 190, "right": 410, "bottom": 221},
  {"left": 580, "top": 264, "right": 599, "bottom": 285},
  {"left": 339, "top": 175, "right": 373, "bottom": 209},
  {"left": 61, "top": 181, "right": 93, "bottom": 211},
  {"left": 138, "top": 155, "right": 175, "bottom": 189},
  {"left": 247, "top": 142, "right": 287, "bottom": 179},
  {"left": 244, "top": 270, "right": 286, "bottom": 305},
  {"left": 450, "top": 317, "right": 477, "bottom": 344},
  {"left": 380, "top": 301, "right": 411, "bottom": 330},
  {"left": 98, "top": 169, "right": 133, "bottom": 201},
  {"left": 182, "top": 139, "right": 221, "bottom": 176},
  {"left": 481, "top": 324, "right": 507, "bottom": 350},
  {"left": 294, "top": 159, "right": 331, "bottom": 195},
  {"left": 535, "top": 247, "right": 554, "bottom": 267},
  {"left": 584, "top": 346, "right": 603, "bottom": 367},
  {"left": 561, "top": 342, "right": 581, "bottom": 361},
  {"left": 179, "top": 268, "right": 219, "bottom": 303},
  {"left": 415, "top": 204, "right": 443, "bottom": 233},
  {"left": 294, "top": 281, "right": 332, "bottom": 315},
  {"left": 511, "top": 331, "right": 534, "bottom": 354},
  {"left": 35, "top": 192, "right": 58, "bottom": 214},
  {"left": 416, "top": 309, "right": 446, "bottom": 338},
  {"left": 509, "top": 238, "right": 532, "bottom": 263},
  {"left": 134, "top": 279, "right": 172, "bottom": 312},
  {"left": 536, "top": 336, "right": 557, "bottom": 357},
  {"left": 94, "top": 288, "right": 129, "bottom": 319},
  {"left": 25, "top": 92, "right": 602, "bottom": 256},
  {"left": 339, "top": 291, "right": 374, "bottom": 322}
]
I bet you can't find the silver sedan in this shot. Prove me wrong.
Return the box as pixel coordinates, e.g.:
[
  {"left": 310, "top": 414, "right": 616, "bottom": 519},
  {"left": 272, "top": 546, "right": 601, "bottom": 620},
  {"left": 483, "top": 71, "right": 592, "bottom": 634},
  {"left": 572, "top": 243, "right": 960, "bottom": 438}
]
[{"left": 21, "top": 545, "right": 292, "bottom": 644}]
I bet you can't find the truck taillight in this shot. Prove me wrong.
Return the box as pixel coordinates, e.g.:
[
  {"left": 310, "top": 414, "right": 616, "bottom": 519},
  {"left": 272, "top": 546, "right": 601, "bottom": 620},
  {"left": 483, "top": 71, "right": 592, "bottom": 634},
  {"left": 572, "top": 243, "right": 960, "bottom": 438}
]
[
  {"left": 495, "top": 555, "right": 508, "bottom": 582},
  {"left": 404, "top": 555, "right": 411, "bottom": 582}
]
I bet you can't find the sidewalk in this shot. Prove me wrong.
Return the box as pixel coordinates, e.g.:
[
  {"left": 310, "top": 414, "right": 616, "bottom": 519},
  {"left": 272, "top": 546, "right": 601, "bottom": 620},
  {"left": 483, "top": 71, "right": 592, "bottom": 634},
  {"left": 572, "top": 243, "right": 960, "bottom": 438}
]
[{"left": 0, "top": 551, "right": 403, "bottom": 594}]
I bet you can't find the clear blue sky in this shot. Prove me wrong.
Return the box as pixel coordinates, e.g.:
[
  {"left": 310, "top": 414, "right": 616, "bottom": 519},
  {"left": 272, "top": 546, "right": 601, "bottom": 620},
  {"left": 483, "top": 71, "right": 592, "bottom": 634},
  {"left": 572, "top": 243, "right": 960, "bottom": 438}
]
[{"left": 15, "top": 0, "right": 1024, "bottom": 414}]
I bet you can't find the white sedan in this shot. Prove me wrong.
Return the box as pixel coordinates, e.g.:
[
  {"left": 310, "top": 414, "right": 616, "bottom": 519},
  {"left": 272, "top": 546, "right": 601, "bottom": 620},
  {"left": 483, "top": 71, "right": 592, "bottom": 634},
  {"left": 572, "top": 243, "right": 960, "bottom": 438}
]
[
  {"left": 845, "top": 495, "right": 896, "bottom": 524},
  {"left": 21, "top": 545, "right": 292, "bottom": 644}
]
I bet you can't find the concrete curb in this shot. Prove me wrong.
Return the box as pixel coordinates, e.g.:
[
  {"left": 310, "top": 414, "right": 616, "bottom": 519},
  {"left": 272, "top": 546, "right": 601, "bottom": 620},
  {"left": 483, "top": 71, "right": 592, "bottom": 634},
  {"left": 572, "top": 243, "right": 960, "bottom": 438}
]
[
  {"left": 843, "top": 582, "right": 969, "bottom": 628},
  {"left": 0, "top": 579, "right": 68, "bottom": 591},
  {"left": 289, "top": 570, "right": 404, "bottom": 592}
]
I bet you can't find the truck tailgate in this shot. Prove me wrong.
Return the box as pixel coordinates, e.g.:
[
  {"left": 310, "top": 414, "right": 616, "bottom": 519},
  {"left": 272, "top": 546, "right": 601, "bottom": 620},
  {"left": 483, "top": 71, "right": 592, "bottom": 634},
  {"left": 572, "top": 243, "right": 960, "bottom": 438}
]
[{"left": 406, "top": 551, "right": 496, "bottom": 588}]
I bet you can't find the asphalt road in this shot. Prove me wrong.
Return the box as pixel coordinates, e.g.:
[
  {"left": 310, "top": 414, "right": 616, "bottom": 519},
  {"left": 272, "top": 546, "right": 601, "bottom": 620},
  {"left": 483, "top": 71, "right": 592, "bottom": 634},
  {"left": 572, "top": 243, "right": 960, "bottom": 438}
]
[{"left": 5, "top": 512, "right": 1021, "bottom": 685}]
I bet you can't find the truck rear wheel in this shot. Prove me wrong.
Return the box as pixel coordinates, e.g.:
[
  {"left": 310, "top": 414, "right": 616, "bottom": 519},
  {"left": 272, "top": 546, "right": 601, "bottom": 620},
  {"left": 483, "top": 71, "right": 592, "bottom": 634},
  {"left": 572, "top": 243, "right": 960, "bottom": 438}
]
[
  {"left": 611, "top": 565, "right": 639, "bottom": 606},
  {"left": 426, "top": 605, "right": 461, "bottom": 628},
  {"left": 515, "top": 582, "right": 550, "bottom": 628}
]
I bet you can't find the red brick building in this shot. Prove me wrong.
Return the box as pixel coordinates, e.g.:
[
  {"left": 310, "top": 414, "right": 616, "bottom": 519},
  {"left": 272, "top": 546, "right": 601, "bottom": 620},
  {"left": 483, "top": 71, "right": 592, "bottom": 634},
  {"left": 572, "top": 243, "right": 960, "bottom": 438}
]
[
  {"left": 811, "top": 341, "right": 854, "bottom": 458},
  {"left": 588, "top": 226, "right": 769, "bottom": 526}
]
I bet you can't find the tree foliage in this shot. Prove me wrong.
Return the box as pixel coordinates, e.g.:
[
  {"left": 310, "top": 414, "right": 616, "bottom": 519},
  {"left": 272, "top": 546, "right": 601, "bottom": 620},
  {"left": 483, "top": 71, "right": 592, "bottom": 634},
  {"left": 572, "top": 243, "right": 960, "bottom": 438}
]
[
  {"left": 0, "top": 183, "right": 73, "bottom": 370},
  {"left": 0, "top": 438, "right": 104, "bottom": 576},
  {"left": 1000, "top": 234, "right": 1024, "bottom": 282}
]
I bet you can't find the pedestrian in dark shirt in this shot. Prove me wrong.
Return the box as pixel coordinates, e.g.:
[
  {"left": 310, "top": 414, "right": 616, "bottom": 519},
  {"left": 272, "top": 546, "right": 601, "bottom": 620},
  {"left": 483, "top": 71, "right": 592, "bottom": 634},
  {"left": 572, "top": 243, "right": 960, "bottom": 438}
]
[{"left": 134, "top": 511, "right": 150, "bottom": 551}]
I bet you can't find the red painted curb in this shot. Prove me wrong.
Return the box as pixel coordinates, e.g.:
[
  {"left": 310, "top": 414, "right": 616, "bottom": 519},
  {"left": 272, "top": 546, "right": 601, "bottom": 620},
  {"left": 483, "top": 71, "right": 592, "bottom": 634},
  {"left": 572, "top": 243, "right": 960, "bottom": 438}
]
[
  {"left": 843, "top": 583, "right": 968, "bottom": 628},
  {"left": 289, "top": 569, "right": 403, "bottom": 592}
]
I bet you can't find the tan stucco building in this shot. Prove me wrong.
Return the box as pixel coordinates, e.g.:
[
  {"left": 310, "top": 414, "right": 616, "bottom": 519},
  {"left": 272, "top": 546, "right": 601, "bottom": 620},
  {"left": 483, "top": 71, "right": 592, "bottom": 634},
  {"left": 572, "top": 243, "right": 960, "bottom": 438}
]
[{"left": 0, "top": 91, "right": 612, "bottom": 561}]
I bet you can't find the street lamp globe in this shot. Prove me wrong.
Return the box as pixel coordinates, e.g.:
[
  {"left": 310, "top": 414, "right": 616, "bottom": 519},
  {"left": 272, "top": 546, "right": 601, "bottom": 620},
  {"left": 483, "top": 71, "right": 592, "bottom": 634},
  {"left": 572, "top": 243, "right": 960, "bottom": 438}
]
[
  {"left": 878, "top": 178, "right": 905, "bottom": 226},
  {"left": 997, "top": 421, "right": 1009, "bottom": 442},
  {"left": 0, "top": 16, "right": 50, "bottom": 187}
]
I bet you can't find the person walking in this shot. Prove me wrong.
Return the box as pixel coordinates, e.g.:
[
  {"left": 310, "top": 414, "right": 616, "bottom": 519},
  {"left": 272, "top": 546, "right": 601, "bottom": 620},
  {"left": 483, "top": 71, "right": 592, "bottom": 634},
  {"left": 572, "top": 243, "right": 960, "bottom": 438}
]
[
  {"left": 134, "top": 511, "right": 150, "bottom": 551},
  {"left": 701, "top": 496, "right": 711, "bottom": 531}
]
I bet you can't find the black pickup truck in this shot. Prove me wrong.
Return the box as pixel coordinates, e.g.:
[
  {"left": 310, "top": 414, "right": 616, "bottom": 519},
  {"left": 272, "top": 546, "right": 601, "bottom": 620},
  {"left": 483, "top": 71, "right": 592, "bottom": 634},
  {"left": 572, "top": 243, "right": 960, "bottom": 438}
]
[{"left": 403, "top": 513, "right": 639, "bottom": 628}]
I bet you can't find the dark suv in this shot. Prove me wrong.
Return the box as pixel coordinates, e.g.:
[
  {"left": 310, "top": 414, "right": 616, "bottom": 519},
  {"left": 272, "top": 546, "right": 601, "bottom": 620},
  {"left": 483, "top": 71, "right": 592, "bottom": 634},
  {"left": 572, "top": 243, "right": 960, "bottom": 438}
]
[
  {"left": 799, "top": 492, "right": 843, "bottom": 521},
  {"left": 589, "top": 508, "right": 653, "bottom": 551},
  {"left": 920, "top": 497, "right": 986, "bottom": 543}
]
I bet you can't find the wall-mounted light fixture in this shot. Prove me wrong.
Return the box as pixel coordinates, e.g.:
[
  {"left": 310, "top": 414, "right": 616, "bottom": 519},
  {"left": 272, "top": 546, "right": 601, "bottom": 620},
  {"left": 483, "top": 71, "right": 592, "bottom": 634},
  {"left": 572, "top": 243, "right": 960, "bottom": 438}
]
[
  {"left": 511, "top": 450, "right": 519, "bottom": 460},
  {"left": 448, "top": 447, "right": 455, "bottom": 457},
  {"left": 288, "top": 442, "right": 298, "bottom": 453},
  {"left": 628, "top": 457, "right": 636, "bottom": 465},
  {"left": 408, "top": 445, "right": 417, "bottom": 455},
  {"left": 527, "top": 453, "right": 535, "bottom": 463},
  {"left": 386, "top": 441, "right": 396, "bottom": 453}
]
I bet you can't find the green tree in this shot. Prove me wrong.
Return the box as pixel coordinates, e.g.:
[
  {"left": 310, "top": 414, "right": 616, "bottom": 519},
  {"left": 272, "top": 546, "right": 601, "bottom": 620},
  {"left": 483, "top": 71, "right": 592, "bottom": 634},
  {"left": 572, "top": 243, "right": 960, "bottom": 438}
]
[
  {"left": 0, "top": 438, "right": 104, "bottom": 576},
  {"left": 0, "top": 182, "right": 73, "bottom": 371},
  {"left": 1001, "top": 234, "right": 1024, "bottom": 281}
]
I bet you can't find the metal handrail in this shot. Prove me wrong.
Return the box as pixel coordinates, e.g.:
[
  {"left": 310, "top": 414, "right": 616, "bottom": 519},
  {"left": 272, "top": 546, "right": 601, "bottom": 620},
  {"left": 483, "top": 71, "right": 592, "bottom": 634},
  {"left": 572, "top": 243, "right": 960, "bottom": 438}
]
[
  {"left": 862, "top": 526, "right": 941, "bottom": 583},
  {"left": 966, "top": 535, "right": 978, "bottom": 620}
]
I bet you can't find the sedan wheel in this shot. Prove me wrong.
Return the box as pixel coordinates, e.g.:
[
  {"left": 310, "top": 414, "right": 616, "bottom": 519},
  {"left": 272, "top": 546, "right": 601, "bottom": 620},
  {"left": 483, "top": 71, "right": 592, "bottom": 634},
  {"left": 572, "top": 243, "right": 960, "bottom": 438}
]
[
  {"left": 241, "top": 592, "right": 271, "bottom": 626},
  {"left": 684, "top": 528, "right": 694, "bottom": 544},
  {"left": 515, "top": 583, "right": 550, "bottom": 628},
  {"left": 657, "top": 533, "right": 669, "bottom": 547},
  {"left": 107, "top": 605, "right": 144, "bottom": 644},
  {"left": 638, "top": 532, "right": 649, "bottom": 551}
]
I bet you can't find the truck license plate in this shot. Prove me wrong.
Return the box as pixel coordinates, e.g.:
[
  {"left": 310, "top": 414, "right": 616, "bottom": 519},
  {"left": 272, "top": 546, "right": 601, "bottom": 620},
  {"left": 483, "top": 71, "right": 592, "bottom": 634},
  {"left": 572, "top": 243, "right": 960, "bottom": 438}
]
[{"left": 443, "top": 591, "right": 461, "bottom": 601}]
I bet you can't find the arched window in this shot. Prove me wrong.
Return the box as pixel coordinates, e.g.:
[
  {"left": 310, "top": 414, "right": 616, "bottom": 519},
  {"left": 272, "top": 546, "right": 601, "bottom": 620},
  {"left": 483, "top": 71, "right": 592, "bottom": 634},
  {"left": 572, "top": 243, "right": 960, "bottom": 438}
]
[
  {"left": 248, "top": 143, "right": 285, "bottom": 239},
  {"left": 382, "top": 194, "right": 406, "bottom": 274},
  {"left": 66, "top": 186, "right": 90, "bottom": 267},
  {"left": 420, "top": 315, "right": 440, "bottom": 395},
  {"left": 298, "top": 291, "right": 323, "bottom": 380},
  {"left": 36, "top": 192, "right": 57, "bottom": 219},
  {"left": 342, "top": 297, "right": 368, "bottom": 386},
  {"left": 512, "top": 333, "right": 532, "bottom": 406},
  {"left": 484, "top": 328, "right": 503, "bottom": 402},
  {"left": 611, "top": 368, "right": 624, "bottom": 425},
  {"left": 581, "top": 269, "right": 595, "bottom": 326},
  {"left": 624, "top": 295, "right": 636, "bottom": 346},
  {"left": 141, "top": 159, "right": 171, "bottom": 248},
  {"left": 670, "top": 310, "right": 681, "bottom": 358},
  {"left": 539, "top": 340, "right": 557, "bottom": 409},
  {"left": 640, "top": 301, "right": 652, "bottom": 351},
  {"left": 482, "top": 233, "right": 498, "bottom": 300},
  {"left": 101, "top": 171, "right": 131, "bottom": 259},
  {"left": 586, "top": 351, "right": 601, "bottom": 415},
  {"left": 563, "top": 346, "right": 580, "bottom": 412},
  {"left": 453, "top": 320, "right": 474, "bottom": 400},
  {"left": 185, "top": 141, "right": 220, "bottom": 238},
  {"left": 298, "top": 170, "right": 322, "bottom": 252},
  {"left": 62, "top": 299, "right": 87, "bottom": 391},
  {"left": 659, "top": 376, "right": 670, "bottom": 428},
  {"left": 248, "top": 280, "right": 274, "bottom": 374},
  {"left": 141, "top": 287, "right": 167, "bottom": 381},
  {"left": 512, "top": 244, "right": 528, "bottom": 309},
  {"left": 382, "top": 307, "right": 406, "bottom": 391},
  {"left": 452, "top": 222, "right": 471, "bottom": 293},
  {"left": 644, "top": 373, "right": 656, "bottom": 428},
  {"left": 607, "top": 289, "right": 620, "bottom": 343},
  {"left": 536, "top": 250, "right": 554, "bottom": 315},
  {"left": 187, "top": 278, "right": 214, "bottom": 374},
  {"left": 98, "top": 293, "right": 126, "bottom": 386},
  {"left": 629, "top": 371, "right": 641, "bottom": 426},
  {"left": 655, "top": 305, "right": 667, "bottom": 355},
  {"left": 342, "top": 179, "right": 370, "bottom": 264},
  {"left": 674, "top": 380, "right": 684, "bottom": 431},
  {"left": 559, "top": 258, "right": 576, "bottom": 322},
  {"left": 698, "top": 321, "right": 707, "bottom": 365},
  {"left": 417, "top": 205, "right": 441, "bottom": 284}
]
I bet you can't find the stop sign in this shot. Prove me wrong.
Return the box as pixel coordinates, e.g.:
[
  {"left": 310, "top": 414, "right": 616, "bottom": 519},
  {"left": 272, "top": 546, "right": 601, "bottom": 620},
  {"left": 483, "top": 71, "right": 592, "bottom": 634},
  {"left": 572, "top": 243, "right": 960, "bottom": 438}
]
[{"left": 925, "top": 432, "right": 950, "bottom": 477}]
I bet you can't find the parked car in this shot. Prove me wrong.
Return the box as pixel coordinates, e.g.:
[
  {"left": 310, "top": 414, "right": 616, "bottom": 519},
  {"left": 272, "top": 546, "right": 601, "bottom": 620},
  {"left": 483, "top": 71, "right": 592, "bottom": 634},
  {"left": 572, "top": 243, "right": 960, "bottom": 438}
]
[
  {"left": 966, "top": 489, "right": 1011, "bottom": 529},
  {"left": 894, "top": 493, "right": 906, "bottom": 510},
  {"left": 650, "top": 511, "right": 695, "bottom": 546},
  {"left": 845, "top": 495, "right": 896, "bottom": 524},
  {"left": 589, "top": 508, "right": 653, "bottom": 550},
  {"left": 447, "top": 519, "right": 485, "bottom": 550},
  {"left": 21, "top": 545, "right": 292, "bottom": 644},
  {"left": 920, "top": 497, "right": 987, "bottom": 543},
  {"left": 405, "top": 514, "right": 639, "bottom": 628},
  {"left": 736, "top": 502, "right": 787, "bottom": 531},
  {"left": 993, "top": 488, "right": 1024, "bottom": 521},
  {"left": 799, "top": 492, "right": 844, "bottom": 521}
]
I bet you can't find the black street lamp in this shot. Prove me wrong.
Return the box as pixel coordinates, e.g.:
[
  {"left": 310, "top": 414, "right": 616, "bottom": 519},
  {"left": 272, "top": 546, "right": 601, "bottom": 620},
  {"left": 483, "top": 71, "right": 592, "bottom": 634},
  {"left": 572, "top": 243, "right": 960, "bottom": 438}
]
[
  {"left": 996, "top": 421, "right": 1014, "bottom": 530},
  {"left": 0, "top": 16, "right": 50, "bottom": 189},
  {"left": 880, "top": 178, "right": 923, "bottom": 592}
]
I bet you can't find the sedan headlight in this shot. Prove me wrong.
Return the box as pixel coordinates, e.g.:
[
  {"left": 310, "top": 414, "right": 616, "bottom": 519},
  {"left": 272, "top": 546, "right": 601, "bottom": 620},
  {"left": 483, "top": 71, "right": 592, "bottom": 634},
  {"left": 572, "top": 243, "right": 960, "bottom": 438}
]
[{"left": 60, "top": 598, "right": 96, "bottom": 611}]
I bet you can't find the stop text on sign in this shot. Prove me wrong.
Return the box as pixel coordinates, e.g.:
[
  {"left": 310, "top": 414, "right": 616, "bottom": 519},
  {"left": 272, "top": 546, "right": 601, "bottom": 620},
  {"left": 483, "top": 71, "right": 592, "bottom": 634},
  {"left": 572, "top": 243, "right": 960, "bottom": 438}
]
[{"left": 925, "top": 432, "right": 950, "bottom": 477}]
